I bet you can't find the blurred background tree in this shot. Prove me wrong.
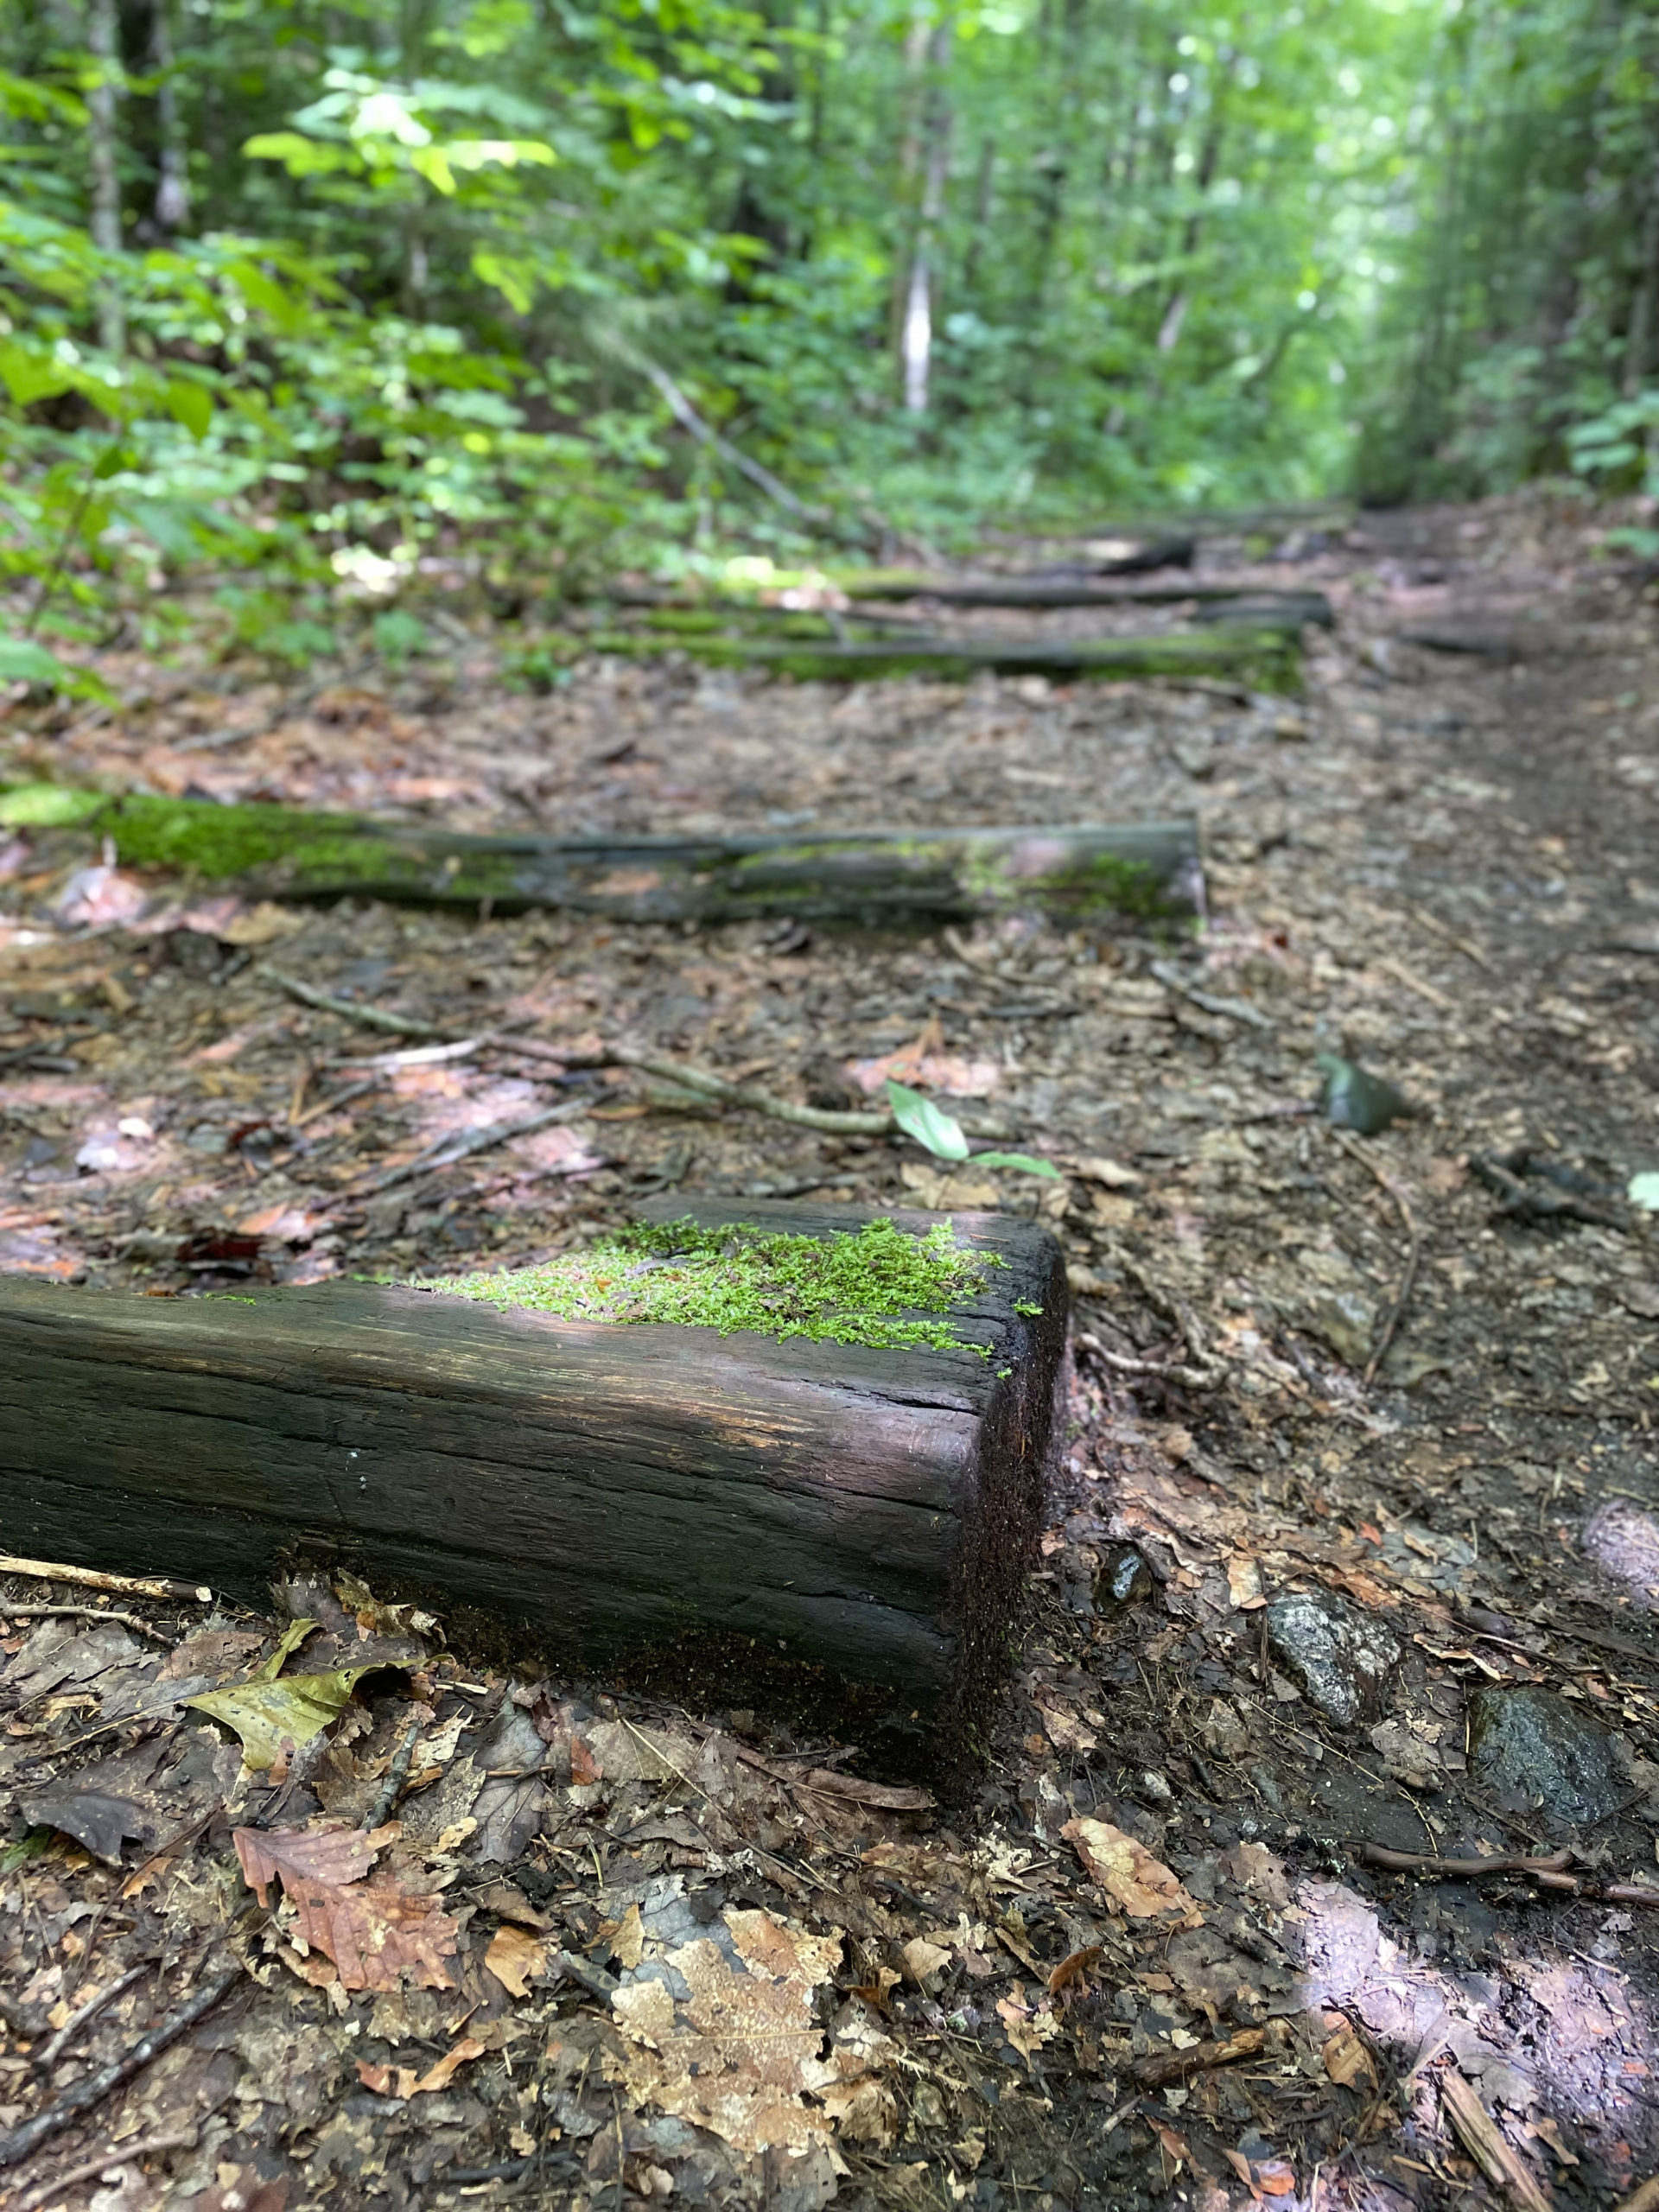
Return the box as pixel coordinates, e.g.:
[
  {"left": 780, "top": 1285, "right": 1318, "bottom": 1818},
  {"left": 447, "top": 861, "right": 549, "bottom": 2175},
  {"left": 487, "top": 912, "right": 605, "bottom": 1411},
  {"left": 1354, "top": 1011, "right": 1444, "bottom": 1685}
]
[{"left": 0, "top": 0, "right": 1653, "bottom": 672}]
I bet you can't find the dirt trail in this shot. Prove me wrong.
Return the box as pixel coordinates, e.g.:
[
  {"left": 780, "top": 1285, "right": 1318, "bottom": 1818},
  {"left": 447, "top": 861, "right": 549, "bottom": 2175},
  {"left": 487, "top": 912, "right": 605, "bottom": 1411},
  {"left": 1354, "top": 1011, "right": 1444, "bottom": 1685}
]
[{"left": 0, "top": 493, "right": 1656, "bottom": 2209}]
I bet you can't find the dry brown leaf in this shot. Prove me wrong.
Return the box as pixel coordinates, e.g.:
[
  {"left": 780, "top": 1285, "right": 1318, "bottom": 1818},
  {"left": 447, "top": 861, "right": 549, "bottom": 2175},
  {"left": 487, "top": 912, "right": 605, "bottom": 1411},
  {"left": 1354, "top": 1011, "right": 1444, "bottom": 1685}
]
[
  {"left": 233, "top": 1821, "right": 388, "bottom": 1904},
  {"left": 1047, "top": 1944, "right": 1103, "bottom": 1997},
  {"left": 1323, "top": 2026, "right": 1377, "bottom": 2088},
  {"left": 609, "top": 1908, "right": 849, "bottom": 2154},
  {"left": 1061, "top": 1816, "right": 1204, "bottom": 1926},
  {"left": 233, "top": 1821, "right": 457, "bottom": 1992},
  {"left": 995, "top": 1989, "right": 1060, "bottom": 2063},
  {"left": 356, "top": 2035, "right": 485, "bottom": 2097},
  {"left": 486, "top": 1922, "right": 550, "bottom": 1998},
  {"left": 900, "top": 1936, "right": 950, "bottom": 1985},
  {"left": 607, "top": 1901, "right": 646, "bottom": 1971}
]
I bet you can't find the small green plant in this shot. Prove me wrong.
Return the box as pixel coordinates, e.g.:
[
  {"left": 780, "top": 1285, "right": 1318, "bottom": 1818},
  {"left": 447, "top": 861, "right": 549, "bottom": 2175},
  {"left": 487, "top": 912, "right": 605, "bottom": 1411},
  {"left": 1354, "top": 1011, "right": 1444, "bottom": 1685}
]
[
  {"left": 419, "top": 1215, "right": 1003, "bottom": 1352},
  {"left": 884, "top": 1080, "right": 1058, "bottom": 1178}
]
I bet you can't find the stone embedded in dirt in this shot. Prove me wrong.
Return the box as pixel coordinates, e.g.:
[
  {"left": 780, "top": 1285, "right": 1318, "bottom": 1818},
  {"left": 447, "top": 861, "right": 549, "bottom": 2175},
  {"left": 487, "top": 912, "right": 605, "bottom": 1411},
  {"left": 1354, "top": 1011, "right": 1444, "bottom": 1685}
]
[
  {"left": 1094, "top": 1546, "right": 1154, "bottom": 1610},
  {"left": 1466, "top": 1685, "right": 1623, "bottom": 1827},
  {"left": 1265, "top": 1590, "right": 1402, "bottom": 1727},
  {"left": 1580, "top": 1497, "right": 1659, "bottom": 1612}
]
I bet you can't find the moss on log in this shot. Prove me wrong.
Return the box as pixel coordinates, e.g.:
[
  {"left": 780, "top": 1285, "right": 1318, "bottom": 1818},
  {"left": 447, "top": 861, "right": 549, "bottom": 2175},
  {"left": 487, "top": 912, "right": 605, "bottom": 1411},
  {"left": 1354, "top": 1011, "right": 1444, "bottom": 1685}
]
[{"left": 0, "top": 786, "right": 1205, "bottom": 924}]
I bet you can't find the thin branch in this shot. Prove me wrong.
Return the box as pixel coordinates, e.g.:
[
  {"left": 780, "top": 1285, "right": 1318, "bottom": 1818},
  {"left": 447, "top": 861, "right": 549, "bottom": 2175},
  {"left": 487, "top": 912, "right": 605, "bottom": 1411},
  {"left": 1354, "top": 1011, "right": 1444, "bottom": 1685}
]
[
  {"left": 639, "top": 360, "right": 819, "bottom": 522},
  {"left": 0, "top": 1963, "right": 243, "bottom": 2169},
  {"left": 263, "top": 969, "right": 454, "bottom": 1039},
  {"left": 4, "top": 1604, "right": 172, "bottom": 1645},
  {"left": 0, "top": 1555, "right": 211, "bottom": 1605},
  {"left": 350, "top": 1100, "right": 593, "bottom": 1197},
  {"left": 1326, "top": 1127, "right": 1421, "bottom": 1385},
  {"left": 34, "top": 1963, "right": 149, "bottom": 2071}
]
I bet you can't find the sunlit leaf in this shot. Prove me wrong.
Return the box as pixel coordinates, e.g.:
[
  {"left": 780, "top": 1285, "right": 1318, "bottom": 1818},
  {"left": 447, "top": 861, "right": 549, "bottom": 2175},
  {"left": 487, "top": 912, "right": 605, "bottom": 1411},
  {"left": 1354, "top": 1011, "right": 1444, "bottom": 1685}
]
[
  {"left": 969, "top": 1150, "right": 1059, "bottom": 1177},
  {"left": 885, "top": 1078, "right": 969, "bottom": 1160},
  {"left": 1629, "top": 1172, "right": 1659, "bottom": 1212}
]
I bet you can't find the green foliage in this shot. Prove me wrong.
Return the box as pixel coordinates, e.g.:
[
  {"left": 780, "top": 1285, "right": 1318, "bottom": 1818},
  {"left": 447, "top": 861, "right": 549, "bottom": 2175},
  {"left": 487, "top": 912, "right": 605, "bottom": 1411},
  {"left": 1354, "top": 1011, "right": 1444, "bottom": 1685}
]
[
  {"left": 423, "top": 1215, "right": 1002, "bottom": 1351},
  {"left": 885, "top": 1079, "right": 1056, "bottom": 1176}
]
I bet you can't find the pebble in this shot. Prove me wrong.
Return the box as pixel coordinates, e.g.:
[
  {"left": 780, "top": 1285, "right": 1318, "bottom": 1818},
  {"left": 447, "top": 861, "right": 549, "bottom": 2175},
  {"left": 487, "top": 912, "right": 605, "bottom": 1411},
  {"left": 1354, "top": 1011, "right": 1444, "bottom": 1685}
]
[
  {"left": 1465, "top": 1685, "right": 1623, "bottom": 1827},
  {"left": 1265, "top": 1589, "right": 1402, "bottom": 1726},
  {"left": 1095, "top": 1546, "right": 1154, "bottom": 1610}
]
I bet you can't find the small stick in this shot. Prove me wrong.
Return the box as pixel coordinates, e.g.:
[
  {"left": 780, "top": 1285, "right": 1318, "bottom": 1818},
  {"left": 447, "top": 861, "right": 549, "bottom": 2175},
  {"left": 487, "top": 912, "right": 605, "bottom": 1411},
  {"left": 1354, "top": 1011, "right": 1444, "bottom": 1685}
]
[
  {"left": 0, "top": 1962, "right": 243, "bottom": 2168},
  {"left": 3, "top": 1605, "right": 172, "bottom": 1644},
  {"left": 1075, "top": 1332, "right": 1224, "bottom": 1393},
  {"left": 553, "top": 1948, "right": 620, "bottom": 2000},
  {"left": 327, "top": 1037, "right": 492, "bottom": 1071},
  {"left": 11, "top": 2125, "right": 199, "bottom": 2212},
  {"left": 352, "top": 1099, "right": 593, "bottom": 1197},
  {"left": 362, "top": 1715, "right": 424, "bottom": 1830},
  {"left": 1133, "top": 2026, "right": 1266, "bottom": 2088},
  {"left": 262, "top": 969, "right": 453, "bottom": 1039},
  {"left": 0, "top": 1557, "right": 211, "bottom": 1605},
  {"left": 1326, "top": 1127, "right": 1421, "bottom": 1385},
  {"left": 1147, "top": 960, "right": 1274, "bottom": 1031},
  {"left": 290, "top": 1076, "right": 381, "bottom": 1131},
  {"left": 566, "top": 1045, "right": 1011, "bottom": 1140},
  {"left": 34, "top": 1963, "right": 149, "bottom": 2070}
]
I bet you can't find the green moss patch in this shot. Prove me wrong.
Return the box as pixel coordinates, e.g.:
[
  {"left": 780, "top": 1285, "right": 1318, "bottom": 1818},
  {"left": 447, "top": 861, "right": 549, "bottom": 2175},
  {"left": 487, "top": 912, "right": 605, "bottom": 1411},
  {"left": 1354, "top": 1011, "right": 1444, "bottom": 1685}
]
[{"left": 419, "top": 1215, "right": 1005, "bottom": 1351}]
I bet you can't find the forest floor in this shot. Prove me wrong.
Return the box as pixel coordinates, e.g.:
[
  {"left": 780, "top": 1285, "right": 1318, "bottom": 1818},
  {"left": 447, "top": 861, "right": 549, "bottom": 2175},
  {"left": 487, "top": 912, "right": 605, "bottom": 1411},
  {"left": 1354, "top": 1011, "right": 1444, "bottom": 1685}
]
[{"left": 0, "top": 492, "right": 1656, "bottom": 2212}]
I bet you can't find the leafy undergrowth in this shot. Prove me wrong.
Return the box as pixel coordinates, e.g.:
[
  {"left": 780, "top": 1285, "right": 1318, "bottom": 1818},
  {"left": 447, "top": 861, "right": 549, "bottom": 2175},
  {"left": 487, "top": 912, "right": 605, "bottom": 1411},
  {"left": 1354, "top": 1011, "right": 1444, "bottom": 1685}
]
[{"left": 419, "top": 1215, "right": 1001, "bottom": 1351}]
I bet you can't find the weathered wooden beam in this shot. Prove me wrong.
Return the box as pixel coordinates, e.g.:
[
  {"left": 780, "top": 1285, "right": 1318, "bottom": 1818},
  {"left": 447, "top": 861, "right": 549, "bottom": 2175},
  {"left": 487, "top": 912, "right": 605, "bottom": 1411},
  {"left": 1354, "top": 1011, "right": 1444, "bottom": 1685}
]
[
  {"left": 2, "top": 788, "right": 1205, "bottom": 925},
  {"left": 833, "top": 578, "right": 1332, "bottom": 624},
  {"left": 0, "top": 1202, "right": 1067, "bottom": 1780},
  {"left": 582, "top": 622, "right": 1300, "bottom": 684}
]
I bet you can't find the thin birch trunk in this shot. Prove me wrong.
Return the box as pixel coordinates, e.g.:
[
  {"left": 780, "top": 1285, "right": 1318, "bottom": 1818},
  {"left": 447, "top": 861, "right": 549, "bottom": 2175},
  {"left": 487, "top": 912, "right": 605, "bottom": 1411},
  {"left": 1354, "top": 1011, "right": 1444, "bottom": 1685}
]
[
  {"left": 86, "top": 0, "right": 124, "bottom": 353},
  {"left": 901, "top": 23, "right": 951, "bottom": 414},
  {"left": 150, "top": 0, "right": 189, "bottom": 232}
]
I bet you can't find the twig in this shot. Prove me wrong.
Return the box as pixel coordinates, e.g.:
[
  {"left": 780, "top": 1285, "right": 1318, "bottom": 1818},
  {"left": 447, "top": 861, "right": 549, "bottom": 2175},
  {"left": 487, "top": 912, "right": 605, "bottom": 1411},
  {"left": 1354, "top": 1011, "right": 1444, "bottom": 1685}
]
[
  {"left": 553, "top": 1948, "right": 619, "bottom": 2000},
  {"left": 1147, "top": 960, "right": 1273, "bottom": 1031},
  {"left": 363, "top": 1715, "right": 423, "bottom": 1830},
  {"left": 1325, "top": 1126, "right": 1421, "bottom": 1384},
  {"left": 3, "top": 1604, "right": 172, "bottom": 1644},
  {"left": 351, "top": 1099, "right": 593, "bottom": 1197},
  {"left": 1470, "top": 1150, "right": 1626, "bottom": 1230},
  {"left": 1363, "top": 1841, "right": 1659, "bottom": 1906},
  {"left": 1132, "top": 2026, "right": 1266, "bottom": 2088},
  {"left": 262, "top": 968, "right": 454, "bottom": 1039},
  {"left": 33, "top": 1963, "right": 149, "bottom": 2071},
  {"left": 10, "top": 2125, "right": 199, "bottom": 2212},
  {"left": 0, "top": 1962, "right": 243, "bottom": 2168},
  {"left": 327, "top": 1037, "right": 493, "bottom": 1071},
  {"left": 174, "top": 656, "right": 376, "bottom": 753},
  {"left": 638, "top": 359, "right": 820, "bottom": 524},
  {"left": 1440, "top": 2068, "right": 1553, "bottom": 2212},
  {"left": 1362, "top": 1844, "right": 1573, "bottom": 1879},
  {"left": 0, "top": 1556, "right": 211, "bottom": 1605},
  {"left": 1075, "top": 1332, "right": 1225, "bottom": 1393},
  {"left": 289, "top": 1077, "right": 381, "bottom": 1131}
]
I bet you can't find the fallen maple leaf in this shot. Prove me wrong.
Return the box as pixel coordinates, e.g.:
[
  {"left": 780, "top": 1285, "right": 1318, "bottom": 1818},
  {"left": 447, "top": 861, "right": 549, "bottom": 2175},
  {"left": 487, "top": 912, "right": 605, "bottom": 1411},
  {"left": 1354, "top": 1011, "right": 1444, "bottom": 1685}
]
[
  {"left": 1061, "top": 1817, "right": 1203, "bottom": 1926},
  {"left": 233, "top": 1822, "right": 457, "bottom": 1993},
  {"left": 900, "top": 1936, "right": 950, "bottom": 1985},
  {"left": 995, "top": 1990, "right": 1060, "bottom": 2064}
]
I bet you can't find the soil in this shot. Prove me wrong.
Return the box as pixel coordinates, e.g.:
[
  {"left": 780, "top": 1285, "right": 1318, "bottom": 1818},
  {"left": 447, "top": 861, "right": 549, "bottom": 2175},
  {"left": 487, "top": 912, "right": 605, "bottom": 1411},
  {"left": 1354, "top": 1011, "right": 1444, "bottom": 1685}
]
[{"left": 0, "top": 489, "right": 1656, "bottom": 2210}]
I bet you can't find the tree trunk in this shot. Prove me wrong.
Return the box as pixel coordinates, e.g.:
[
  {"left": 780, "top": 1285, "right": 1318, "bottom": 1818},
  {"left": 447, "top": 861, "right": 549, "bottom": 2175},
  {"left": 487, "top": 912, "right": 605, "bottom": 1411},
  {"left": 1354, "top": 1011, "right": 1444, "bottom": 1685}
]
[
  {"left": 86, "top": 0, "right": 125, "bottom": 353},
  {"left": 0, "top": 1200, "right": 1068, "bottom": 1783},
  {"left": 899, "top": 20, "right": 951, "bottom": 412},
  {"left": 149, "top": 0, "right": 189, "bottom": 232}
]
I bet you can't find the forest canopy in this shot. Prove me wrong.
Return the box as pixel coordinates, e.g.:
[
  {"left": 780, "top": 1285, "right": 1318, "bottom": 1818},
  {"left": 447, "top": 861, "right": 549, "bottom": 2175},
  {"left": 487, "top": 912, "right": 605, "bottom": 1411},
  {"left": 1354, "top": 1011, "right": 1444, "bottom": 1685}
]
[{"left": 1, "top": 0, "right": 1656, "bottom": 674}]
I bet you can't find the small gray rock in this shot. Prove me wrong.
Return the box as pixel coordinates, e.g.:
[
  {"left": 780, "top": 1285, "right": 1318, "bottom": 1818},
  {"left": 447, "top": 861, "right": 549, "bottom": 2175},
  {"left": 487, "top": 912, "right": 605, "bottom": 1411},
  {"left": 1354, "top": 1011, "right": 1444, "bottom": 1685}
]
[
  {"left": 1466, "top": 1685, "right": 1623, "bottom": 1827},
  {"left": 1266, "top": 1589, "right": 1402, "bottom": 1726},
  {"left": 1095, "top": 1545, "right": 1154, "bottom": 1610}
]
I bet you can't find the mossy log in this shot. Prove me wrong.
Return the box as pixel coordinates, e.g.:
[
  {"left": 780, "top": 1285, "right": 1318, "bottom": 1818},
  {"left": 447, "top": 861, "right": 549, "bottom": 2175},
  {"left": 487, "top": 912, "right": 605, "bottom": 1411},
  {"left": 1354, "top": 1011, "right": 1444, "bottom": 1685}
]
[
  {"left": 831, "top": 577, "right": 1332, "bottom": 626},
  {"left": 582, "top": 622, "right": 1300, "bottom": 685},
  {"left": 1, "top": 787, "right": 1204, "bottom": 924},
  {"left": 0, "top": 1200, "right": 1067, "bottom": 1781}
]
